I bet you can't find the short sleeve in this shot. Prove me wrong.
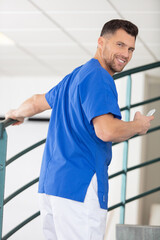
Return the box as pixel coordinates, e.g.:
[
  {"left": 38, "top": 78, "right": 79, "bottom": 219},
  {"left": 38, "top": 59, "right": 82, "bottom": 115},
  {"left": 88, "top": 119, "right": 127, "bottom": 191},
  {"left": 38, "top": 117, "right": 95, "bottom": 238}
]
[
  {"left": 79, "top": 69, "right": 121, "bottom": 124},
  {"left": 45, "top": 85, "right": 57, "bottom": 109}
]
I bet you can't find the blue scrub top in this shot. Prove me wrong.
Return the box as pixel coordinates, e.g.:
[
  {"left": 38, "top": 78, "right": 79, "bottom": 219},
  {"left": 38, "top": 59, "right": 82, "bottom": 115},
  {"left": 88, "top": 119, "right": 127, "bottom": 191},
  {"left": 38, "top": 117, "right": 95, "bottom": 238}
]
[{"left": 38, "top": 58, "right": 121, "bottom": 209}]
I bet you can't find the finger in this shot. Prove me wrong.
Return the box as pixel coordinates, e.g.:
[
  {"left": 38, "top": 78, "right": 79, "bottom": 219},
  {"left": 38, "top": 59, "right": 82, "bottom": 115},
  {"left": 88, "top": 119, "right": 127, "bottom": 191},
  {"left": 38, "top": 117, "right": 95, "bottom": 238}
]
[
  {"left": 135, "top": 111, "right": 142, "bottom": 117},
  {"left": 12, "top": 122, "right": 21, "bottom": 126},
  {"left": 148, "top": 115, "right": 154, "bottom": 121}
]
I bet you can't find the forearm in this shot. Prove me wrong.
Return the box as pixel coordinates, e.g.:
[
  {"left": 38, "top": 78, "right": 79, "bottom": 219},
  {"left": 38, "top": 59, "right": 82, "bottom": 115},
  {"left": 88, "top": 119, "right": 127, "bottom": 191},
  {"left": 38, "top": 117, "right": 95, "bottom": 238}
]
[
  {"left": 95, "top": 118, "right": 140, "bottom": 143},
  {"left": 11, "top": 95, "right": 42, "bottom": 119},
  {"left": 93, "top": 112, "right": 153, "bottom": 143},
  {"left": 5, "top": 94, "right": 50, "bottom": 124},
  {"left": 106, "top": 119, "right": 140, "bottom": 142}
]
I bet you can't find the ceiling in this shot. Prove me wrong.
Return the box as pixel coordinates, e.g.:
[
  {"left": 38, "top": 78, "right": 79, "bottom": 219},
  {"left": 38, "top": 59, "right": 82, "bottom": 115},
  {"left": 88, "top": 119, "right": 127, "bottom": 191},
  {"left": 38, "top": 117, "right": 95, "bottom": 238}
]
[{"left": 0, "top": 0, "right": 160, "bottom": 77}]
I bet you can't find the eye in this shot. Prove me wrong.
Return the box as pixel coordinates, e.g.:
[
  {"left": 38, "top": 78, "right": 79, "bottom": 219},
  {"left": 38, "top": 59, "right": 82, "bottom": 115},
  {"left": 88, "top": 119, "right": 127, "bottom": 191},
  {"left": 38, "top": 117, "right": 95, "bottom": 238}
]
[
  {"left": 129, "top": 48, "right": 135, "bottom": 53},
  {"left": 117, "top": 42, "right": 123, "bottom": 47}
]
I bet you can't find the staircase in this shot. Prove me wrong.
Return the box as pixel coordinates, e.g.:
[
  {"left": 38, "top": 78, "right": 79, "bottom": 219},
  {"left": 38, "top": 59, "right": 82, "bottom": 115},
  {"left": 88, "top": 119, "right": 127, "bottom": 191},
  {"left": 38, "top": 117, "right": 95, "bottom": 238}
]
[{"left": 116, "top": 224, "right": 160, "bottom": 240}]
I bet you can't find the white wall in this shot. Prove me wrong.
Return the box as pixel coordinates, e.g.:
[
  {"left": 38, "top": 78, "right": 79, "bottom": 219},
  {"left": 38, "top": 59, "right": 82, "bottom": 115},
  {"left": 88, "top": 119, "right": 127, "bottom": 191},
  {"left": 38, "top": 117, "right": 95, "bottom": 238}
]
[
  {"left": 1, "top": 75, "right": 61, "bottom": 116},
  {"left": 1, "top": 72, "right": 159, "bottom": 240}
]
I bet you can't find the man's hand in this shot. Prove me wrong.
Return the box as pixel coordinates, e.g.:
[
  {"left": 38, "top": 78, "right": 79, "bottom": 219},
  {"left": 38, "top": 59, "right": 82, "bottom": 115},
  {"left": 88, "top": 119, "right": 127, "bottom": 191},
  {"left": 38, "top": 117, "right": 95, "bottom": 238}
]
[
  {"left": 5, "top": 109, "right": 24, "bottom": 125},
  {"left": 133, "top": 111, "right": 154, "bottom": 135}
]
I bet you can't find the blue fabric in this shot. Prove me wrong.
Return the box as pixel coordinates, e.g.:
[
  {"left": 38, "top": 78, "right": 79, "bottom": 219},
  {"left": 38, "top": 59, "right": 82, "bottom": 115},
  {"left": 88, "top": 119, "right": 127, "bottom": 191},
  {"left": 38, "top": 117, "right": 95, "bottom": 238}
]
[{"left": 38, "top": 58, "right": 121, "bottom": 209}]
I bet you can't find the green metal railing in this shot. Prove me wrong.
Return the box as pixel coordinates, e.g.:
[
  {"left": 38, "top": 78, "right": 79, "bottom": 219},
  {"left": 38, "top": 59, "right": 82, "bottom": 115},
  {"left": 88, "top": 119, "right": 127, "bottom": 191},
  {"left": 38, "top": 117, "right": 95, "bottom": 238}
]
[{"left": 0, "top": 61, "right": 160, "bottom": 239}]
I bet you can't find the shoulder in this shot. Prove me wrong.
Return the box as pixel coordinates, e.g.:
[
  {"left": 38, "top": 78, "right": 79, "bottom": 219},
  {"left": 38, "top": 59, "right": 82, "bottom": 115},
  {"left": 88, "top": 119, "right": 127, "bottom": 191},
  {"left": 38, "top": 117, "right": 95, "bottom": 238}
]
[
  {"left": 79, "top": 65, "right": 113, "bottom": 91},
  {"left": 79, "top": 59, "right": 113, "bottom": 84}
]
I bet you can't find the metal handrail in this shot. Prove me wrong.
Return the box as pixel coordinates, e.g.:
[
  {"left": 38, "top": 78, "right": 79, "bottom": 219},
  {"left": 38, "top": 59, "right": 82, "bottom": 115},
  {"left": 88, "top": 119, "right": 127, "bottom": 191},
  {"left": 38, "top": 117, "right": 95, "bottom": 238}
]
[
  {"left": 120, "top": 96, "right": 160, "bottom": 112},
  {"left": 0, "top": 61, "right": 160, "bottom": 239},
  {"left": 108, "top": 186, "right": 160, "bottom": 211},
  {"left": 113, "top": 61, "right": 160, "bottom": 80},
  {"left": 2, "top": 212, "right": 40, "bottom": 240},
  {"left": 6, "top": 139, "right": 46, "bottom": 167},
  {"left": 109, "top": 157, "right": 160, "bottom": 179},
  {"left": 3, "top": 178, "right": 39, "bottom": 205}
]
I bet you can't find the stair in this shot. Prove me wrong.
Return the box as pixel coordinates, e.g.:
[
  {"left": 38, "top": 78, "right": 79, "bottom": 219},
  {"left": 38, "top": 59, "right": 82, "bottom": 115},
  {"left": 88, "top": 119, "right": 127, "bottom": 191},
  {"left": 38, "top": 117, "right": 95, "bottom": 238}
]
[{"left": 116, "top": 224, "right": 160, "bottom": 240}]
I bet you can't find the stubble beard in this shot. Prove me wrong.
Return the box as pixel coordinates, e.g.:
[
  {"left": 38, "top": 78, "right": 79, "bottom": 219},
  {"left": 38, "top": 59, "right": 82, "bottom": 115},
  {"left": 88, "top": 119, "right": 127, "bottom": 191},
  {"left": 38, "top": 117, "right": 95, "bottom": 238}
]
[{"left": 103, "top": 56, "right": 126, "bottom": 75}]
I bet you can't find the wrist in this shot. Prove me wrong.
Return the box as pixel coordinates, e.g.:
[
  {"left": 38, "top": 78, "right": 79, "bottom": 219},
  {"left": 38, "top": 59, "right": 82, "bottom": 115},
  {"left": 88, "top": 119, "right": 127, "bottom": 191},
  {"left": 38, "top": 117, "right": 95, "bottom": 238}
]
[{"left": 133, "top": 119, "right": 141, "bottom": 135}]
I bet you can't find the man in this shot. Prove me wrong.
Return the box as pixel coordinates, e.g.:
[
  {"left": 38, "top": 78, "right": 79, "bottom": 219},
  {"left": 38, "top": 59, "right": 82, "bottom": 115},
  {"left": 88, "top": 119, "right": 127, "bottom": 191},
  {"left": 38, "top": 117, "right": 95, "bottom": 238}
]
[{"left": 6, "top": 19, "right": 154, "bottom": 240}]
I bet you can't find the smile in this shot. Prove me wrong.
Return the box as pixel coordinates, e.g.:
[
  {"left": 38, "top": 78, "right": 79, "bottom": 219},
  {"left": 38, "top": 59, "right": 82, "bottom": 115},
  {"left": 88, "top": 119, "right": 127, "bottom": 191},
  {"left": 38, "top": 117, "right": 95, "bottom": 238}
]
[{"left": 117, "top": 58, "right": 126, "bottom": 64}]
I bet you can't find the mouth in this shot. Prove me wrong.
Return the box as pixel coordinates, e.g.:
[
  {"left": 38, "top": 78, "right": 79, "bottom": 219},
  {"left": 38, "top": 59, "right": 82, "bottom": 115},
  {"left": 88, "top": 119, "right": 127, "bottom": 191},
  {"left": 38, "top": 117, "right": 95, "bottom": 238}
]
[{"left": 116, "top": 58, "right": 126, "bottom": 65}]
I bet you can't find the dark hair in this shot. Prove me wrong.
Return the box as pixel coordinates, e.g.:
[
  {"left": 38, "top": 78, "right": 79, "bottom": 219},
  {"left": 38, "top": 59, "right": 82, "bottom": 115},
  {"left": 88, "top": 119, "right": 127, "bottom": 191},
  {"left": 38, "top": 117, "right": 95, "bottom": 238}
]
[{"left": 100, "top": 19, "right": 138, "bottom": 39}]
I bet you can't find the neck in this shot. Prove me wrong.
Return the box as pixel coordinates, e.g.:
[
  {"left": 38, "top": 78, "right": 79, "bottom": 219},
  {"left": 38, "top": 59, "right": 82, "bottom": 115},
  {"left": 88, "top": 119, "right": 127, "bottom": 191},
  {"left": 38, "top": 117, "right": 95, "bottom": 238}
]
[{"left": 94, "top": 50, "right": 114, "bottom": 76}]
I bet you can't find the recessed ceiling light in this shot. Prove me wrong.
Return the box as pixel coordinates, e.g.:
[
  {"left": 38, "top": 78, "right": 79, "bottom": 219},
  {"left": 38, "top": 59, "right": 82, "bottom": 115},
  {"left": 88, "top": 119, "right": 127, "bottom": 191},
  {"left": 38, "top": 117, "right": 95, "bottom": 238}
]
[{"left": 0, "top": 32, "right": 15, "bottom": 45}]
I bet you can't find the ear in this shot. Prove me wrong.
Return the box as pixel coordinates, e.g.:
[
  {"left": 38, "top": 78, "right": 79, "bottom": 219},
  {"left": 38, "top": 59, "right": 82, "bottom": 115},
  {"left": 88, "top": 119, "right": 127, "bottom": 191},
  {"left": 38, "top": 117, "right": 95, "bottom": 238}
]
[{"left": 97, "top": 37, "right": 105, "bottom": 49}]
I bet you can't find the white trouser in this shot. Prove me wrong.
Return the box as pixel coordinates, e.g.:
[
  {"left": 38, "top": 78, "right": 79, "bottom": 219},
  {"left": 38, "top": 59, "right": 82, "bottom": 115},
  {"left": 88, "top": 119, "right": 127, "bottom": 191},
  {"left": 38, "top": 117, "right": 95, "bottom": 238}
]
[{"left": 39, "top": 174, "right": 107, "bottom": 240}]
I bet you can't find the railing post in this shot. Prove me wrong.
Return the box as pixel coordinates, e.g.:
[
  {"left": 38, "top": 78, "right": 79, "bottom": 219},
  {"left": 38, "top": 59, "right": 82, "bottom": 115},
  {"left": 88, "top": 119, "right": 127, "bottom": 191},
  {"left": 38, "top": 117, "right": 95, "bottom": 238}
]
[
  {"left": 120, "top": 75, "right": 132, "bottom": 224},
  {"left": 0, "top": 123, "right": 7, "bottom": 240}
]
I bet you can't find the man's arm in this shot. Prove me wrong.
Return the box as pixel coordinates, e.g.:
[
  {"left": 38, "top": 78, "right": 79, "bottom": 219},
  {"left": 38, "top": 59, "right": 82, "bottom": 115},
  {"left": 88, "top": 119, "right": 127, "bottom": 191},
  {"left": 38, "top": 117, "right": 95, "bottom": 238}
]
[
  {"left": 5, "top": 94, "right": 51, "bottom": 125},
  {"left": 92, "top": 112, "right": 154, "bottom": 143}
]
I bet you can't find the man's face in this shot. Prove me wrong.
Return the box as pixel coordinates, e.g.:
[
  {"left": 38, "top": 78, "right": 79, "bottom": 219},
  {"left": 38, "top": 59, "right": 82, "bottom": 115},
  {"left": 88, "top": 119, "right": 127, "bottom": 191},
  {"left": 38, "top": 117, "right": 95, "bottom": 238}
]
[{"left": 99, "top": 29, "right": 136, "bottom": 75}]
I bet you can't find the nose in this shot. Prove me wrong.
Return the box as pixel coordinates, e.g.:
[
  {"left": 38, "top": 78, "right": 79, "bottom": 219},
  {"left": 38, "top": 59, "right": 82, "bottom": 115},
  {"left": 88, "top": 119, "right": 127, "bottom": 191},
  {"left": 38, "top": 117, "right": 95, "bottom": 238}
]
[{"left": 121, "top": 48, "right": 130, "bottom": 59}]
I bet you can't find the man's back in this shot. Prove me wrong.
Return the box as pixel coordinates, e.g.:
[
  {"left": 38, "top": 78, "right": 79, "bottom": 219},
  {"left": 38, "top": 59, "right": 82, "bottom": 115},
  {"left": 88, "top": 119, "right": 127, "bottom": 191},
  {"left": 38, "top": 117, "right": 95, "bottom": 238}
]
[{"left": 38, "top": 58, "right": 121, "bottom": 209}]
